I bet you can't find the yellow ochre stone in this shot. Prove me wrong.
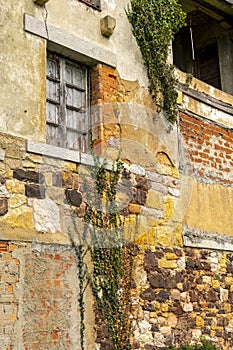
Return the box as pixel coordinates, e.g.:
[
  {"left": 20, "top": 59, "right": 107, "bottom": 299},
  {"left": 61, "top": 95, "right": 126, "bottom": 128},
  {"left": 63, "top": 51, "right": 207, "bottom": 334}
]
[
  {"left": 172, "top": 224, "right": 183, "bottom": 247},
  {"left": 0, "top": 207, "right": 34, "bottom": 229},
  {"left": 164, "top": 197, "right": 175, "bottom": 221},
  {"left": 128, "top": 203, "right": 141, "bottom": 214},
  {"left": 158, "top": 258, "right": 177, "bottom": 269},
  {"left": 165, "top": 252, "right": 177, "bottom": 260},
  {"left": 156, "top": 225, "right": 173, "bottom": 247},
  {"left": 6, "top": 179, "right": 25, "bottom": 194},
  {"left": 196, "top": 316, "right": 204, "bottom": 328},
  {"left": 212, "top": 280, "right": 220, "bottom": 289},
  {"left": 146, "top": 190, "right": 165, "bottom": 210}
]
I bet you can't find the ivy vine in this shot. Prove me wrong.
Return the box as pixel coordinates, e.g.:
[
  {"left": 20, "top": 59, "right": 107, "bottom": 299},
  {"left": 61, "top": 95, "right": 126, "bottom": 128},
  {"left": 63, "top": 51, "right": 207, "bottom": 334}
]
[
  {"left": 127, "top": 0, "right": 186, "bottom": 123},
  {"left": 69, "top": 157, "right": 137, "bottom": 349},
  {"left": 84, "top": 158, "right": 136, "bottom": 350}
]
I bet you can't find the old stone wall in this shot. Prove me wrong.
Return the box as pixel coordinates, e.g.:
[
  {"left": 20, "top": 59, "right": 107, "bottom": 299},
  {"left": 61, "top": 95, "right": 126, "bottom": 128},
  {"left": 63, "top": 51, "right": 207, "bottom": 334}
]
[
  {"left": 131, "top": 247, "right": 233, "bottom": 350},
  {"left": 2, "top": 0, "right": 233, "bottom": 348}
]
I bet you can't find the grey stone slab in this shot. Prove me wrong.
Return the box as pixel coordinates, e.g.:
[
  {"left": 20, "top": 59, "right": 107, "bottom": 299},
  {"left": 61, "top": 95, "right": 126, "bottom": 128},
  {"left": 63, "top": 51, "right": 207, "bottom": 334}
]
[
  {"left": 27, "top": 140, "right": 81, "bottom": 163},
  {"left": 24, "top": 14, "right": 116, "bottom": 67}
]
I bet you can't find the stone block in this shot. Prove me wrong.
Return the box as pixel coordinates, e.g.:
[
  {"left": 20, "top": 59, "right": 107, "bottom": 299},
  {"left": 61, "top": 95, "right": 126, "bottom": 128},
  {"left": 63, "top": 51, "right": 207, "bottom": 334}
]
[
  {"left": 65, "top": 189, "right": 82, "bottom": 207},
  {"left": 13, "top": 169, "right": 44, "bottom": 184},
  {"left": 146, "top": 190, "right": 164, "bottom": 210},
  {"left": 8, "top": 194, "right": 27, "bottom": 209},
  {"left": 128, "top": 203, "right": 141, "bottom": 214},
  {"left": 25, "top": 184, "right": 46, "bottom": 199},
  {"left": 1, "top": 207, "right": 34, "bottom": 229},
  {"left": 100, "top": 16, "right": 116, "bottom": 38},
  {"left": 33, "top": 198, "right": 61, "bottom": 233},
  {"left": 5, "top": 179, "right": 25, "bottom": 194},
  {"left": 158, "top": 258, "right": 177, "bottom": 269}
]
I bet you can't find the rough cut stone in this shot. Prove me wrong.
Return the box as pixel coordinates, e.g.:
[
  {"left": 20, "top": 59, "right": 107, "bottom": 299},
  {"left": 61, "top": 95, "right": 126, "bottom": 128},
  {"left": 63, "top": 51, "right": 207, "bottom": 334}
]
[
  {"left": 136, "top": 175, "right": 148, "bottom": 191},
  {"left": 149, "top": 274, "right": 165, "bottom": 288},
  {"left": 140, "top": 288, "right": 156, "bottom": 301},
  {"left": 208, "top": 288, "right": 219, "bottom": 302},
  {"left": 132, "top": 188, "right": 147, "bottom": 205},
  {"left": 156, "top": 290, "right": 169, "bottom": 302},
  {"left": 183, "top": 303, "right": 193, "bottom": 312},
  {"left": 65, "top": 189, "right": 82, "bottom": 207},
  {"left": 25, "top": 184, "right": 46, "bottom": 199},
  {"left": 13, "top": 169, "right": 44, "bottom": 183},
  {"left": 0, "top": 176, "right": 6, "bottom": 184}
]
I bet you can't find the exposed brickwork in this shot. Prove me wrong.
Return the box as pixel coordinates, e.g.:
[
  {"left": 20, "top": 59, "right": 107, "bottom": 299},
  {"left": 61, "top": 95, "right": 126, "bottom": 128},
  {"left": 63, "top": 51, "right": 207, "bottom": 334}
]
[
  {"left": 91, "top": 64, "right": 140, "bottom": 153},
  {"left": 0, "top": 241, "right": 81, "bottom": 350},
  {"left": 22, "top": 244, "right": 79, "bottom": 350},
  {"left": 0, "top": 242, "right": 19, "bottom": 349},
  {"left": 132, "top": 248, "right": 233, "bottom": 350},
  {"left": 180, "top": 112, "right": 233, "bottom": 185}
]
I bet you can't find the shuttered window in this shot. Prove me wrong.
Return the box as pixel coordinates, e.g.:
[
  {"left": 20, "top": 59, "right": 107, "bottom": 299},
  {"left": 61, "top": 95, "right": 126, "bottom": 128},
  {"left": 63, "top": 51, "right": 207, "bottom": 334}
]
[{"left": 46, "top": 53, "right": 90, "bottom": 152}]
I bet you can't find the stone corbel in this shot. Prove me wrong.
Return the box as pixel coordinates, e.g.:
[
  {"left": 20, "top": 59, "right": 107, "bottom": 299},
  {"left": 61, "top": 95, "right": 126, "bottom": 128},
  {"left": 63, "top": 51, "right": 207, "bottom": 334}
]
[{"left": 100, "top": 15, "right": 116, "bottom": 38}]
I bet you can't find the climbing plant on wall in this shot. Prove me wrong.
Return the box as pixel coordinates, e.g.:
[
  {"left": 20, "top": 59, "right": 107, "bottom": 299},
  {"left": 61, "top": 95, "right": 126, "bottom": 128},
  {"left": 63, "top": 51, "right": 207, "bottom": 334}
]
[
  {"left": 127, "top": 0, "right": 186, "bottom": 123},
  {"left": 84, "top": 159, "right": 137, "bottom": 350},
  {"left": 69, "top": 157, "right": 137, "bottom": 350}
]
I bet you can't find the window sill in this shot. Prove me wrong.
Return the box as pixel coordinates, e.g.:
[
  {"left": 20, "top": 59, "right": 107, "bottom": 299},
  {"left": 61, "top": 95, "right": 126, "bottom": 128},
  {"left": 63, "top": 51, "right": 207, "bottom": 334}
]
[{"left": 26, "top": 140, "right": 146, "bottom": 175}]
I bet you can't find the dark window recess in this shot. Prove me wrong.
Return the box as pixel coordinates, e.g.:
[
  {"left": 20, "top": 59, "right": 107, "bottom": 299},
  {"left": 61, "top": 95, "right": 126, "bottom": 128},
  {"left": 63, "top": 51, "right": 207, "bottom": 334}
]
[
  {"left": 173, "top": 10, "right": 222, "bottom": 90},
  {"left": 46, "top": 52, "right": 90, "bottom": 152},
  {"left": 194, "top": 43, "right": 221, "bottom": 89},
  {"left": 79, "top": 0, "right": 101, "bottom": 10}
]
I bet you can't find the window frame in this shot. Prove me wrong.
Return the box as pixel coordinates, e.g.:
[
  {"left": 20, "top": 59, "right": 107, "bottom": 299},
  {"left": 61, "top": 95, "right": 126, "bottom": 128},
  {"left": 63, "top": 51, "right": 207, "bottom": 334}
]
[
  {"left": 46, "top": 52, "right": 91, "bottom": 153},
  {"left": 173, "top": 0, "right": 233, "bottom": 95}
]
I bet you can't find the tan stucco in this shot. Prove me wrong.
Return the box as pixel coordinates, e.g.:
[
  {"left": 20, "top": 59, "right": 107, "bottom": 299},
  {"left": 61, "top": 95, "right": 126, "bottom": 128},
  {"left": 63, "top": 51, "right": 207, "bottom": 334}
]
[{"left": 184, "top": 179, "right": 233, "bottom": 236}]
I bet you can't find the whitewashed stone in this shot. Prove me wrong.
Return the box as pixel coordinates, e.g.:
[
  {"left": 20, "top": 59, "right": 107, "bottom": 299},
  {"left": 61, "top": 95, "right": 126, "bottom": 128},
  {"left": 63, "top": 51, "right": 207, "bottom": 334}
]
[
  {"left": 139, "top": 332, "right": 154, "bottom": 344},
  {"left": 138, "top": 320, "right": 151, "bottom": 333},
  {"left": 160, "top": 326, "right": 171, "bottom": 335},
  {"left": 220, "top": 288, "right": 229, "bottom": 302},
  {"left": 33, "top": 198, "right": 61, "bottom": 233},
  {"left": 192, "top": 329, "right": 202, "bottom": 341},
  {"left": 177, "top": 256, "right": 186, "bottom": 269},
  {"left": 203, "top": 276, "right": 212, "bottom": 284},
  {"left": 180, "top": 292, "right": 188, "bottom": 301},
  {"left": 154, "top": 332, "right": 165, "bottom": 347},
  {"left": 183, "top": 303, "right": 193, "bottom": 312},
  {"left": 168, "top": 187, "right": 180, "bottom": 197},
  {"left": 0, "top": 185, "right": 9, "bottom": 198},
  {"left": 129, "top": 164, "right": 146, "bottom": 176}
]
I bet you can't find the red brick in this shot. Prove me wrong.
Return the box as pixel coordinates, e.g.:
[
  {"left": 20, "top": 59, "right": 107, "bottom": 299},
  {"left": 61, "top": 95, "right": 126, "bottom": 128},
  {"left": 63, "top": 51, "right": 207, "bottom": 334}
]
[{"left": 0, "top": 242, "right": 7, "bottom": 252}]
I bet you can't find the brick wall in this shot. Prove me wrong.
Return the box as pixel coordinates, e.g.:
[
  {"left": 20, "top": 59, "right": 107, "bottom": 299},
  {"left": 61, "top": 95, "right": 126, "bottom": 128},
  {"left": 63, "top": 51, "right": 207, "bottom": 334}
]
[
  {"left": 179, "top": 111, "right": 233, "bottom": 185},
  {"left": 0, "top": 242, "right": 19, "bottom": 350},
  {"left": 0, "top": 241, "right": 82, "bottom": 350}
]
